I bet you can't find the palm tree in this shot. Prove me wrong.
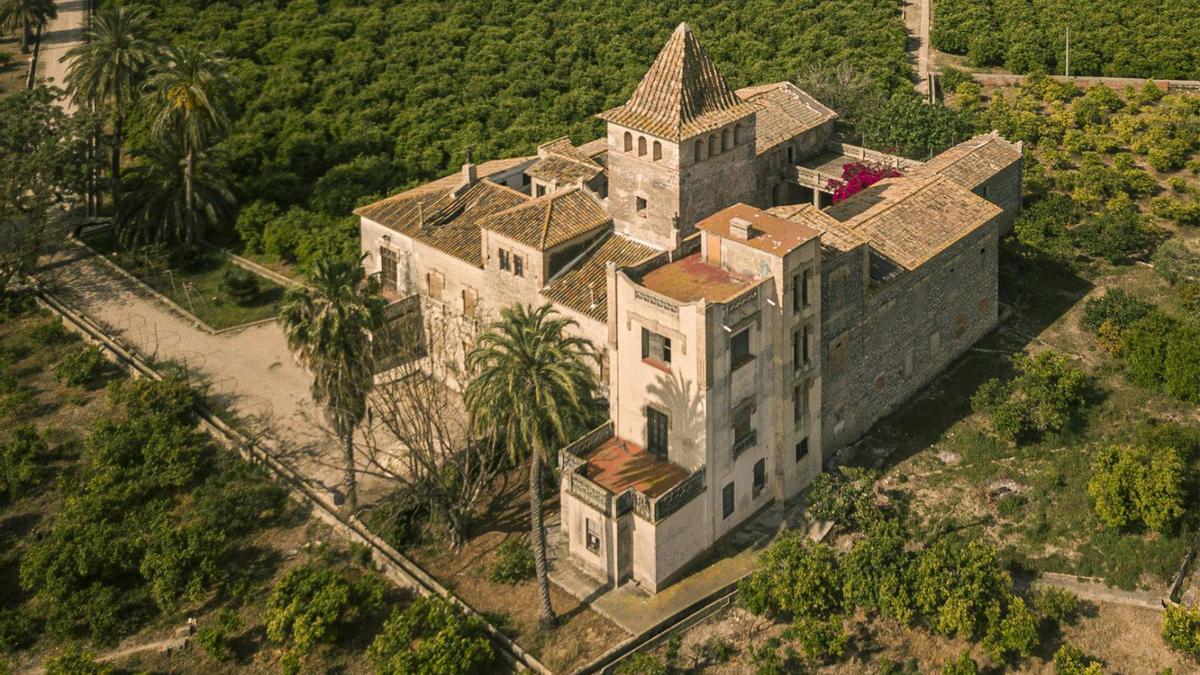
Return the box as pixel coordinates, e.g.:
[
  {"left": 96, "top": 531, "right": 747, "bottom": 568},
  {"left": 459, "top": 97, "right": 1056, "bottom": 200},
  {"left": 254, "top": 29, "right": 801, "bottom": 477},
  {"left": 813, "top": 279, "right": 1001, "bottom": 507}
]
[
  {"left": 65, "top": 5, "right": 157, "bottom": 211},
  {"left": 145, "top": 44, "right": 232, "bottom": 244},
  {"left": 464, "top": 304, "right": 603, "bottom": 629},
  {"left": 279, "top": 260, "right": 384, "bottom": 512},
  {"left": 117, "top": 139, "right": 235, "bottom": 248},
  {"left": 0, "top": 0, "right": 56, "bottom": 53}
]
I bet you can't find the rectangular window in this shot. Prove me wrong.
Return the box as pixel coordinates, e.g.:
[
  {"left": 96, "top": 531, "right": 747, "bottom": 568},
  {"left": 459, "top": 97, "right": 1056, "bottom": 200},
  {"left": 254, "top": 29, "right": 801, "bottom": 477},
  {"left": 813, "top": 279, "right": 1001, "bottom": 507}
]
[
  {"left": 793, "top": 382, "right": 807, "bottom": 426},
  {"left": 380, "top": 248, "right": 398, "bottom": 289},
  {"left": 522, "top": 173, "right": 532, "bottom": 187},
  {"left": 513, "top": 254, "right": 524, "bottom": 277},
  {"left": 730, "top": 329, "right": 752, "bottom": 369},
  {"left": 752, "top": 459, "right": 766, "bottom": 497},
  {"left": 786, "top": 146, "right": 795, "bottom": 164},
  {"left": 733, "top": 404, "right": 755, "bottom": 456},
  {"left": 722, "top": 482, "right": 735, "bottom": 519},
  {"left": 426, "top": 270, "right": 444, "bottom": 302},
  {"left": 498, "top": 249, "right": 510, "bottom": 272},
  {"left": 535, "top": 184, "right": 547, "bottom": 197},
  {"left": 640, "top": 328, "right": 671, "bottom": 365},
  {"left": 795, "top": 437, "right": 809, "bottom": 462},
  {"left": 802, "top": 325, "right": 811, "bottom": 366},
  {"left": 647, "top": 407, "right": 668, "bottom": 456},
  {"left": 462, "top": 287, "right": 478, "bottom": 319},
  {"left": 585, "top": 518, "right": 600, "bottom": 553},
  {"left": 636, "top": 196, "right": 647, "bottom": 216}
]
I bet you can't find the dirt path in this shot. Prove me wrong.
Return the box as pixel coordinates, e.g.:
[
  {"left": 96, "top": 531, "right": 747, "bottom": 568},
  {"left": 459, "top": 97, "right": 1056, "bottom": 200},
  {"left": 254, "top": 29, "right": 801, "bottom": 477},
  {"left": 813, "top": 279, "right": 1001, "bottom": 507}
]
[
  {"left": 903, "top": 0, "right": 930, "bottom": 94},
  {"left": 35, "top": 0, "right": 87, "bottom": 113},
  {"left": 37, "top": 242, "right": 392, "bottom": 507}
]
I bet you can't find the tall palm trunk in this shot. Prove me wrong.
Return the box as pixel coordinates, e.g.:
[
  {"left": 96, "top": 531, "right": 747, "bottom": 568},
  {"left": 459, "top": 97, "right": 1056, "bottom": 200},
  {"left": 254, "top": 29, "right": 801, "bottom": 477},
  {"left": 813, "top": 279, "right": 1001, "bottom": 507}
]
[
  {"left": 529, "top": 442, "right": 556, "bottom": 628},
  {"left": 111, "top": 112, "right": 123, "bottom": 212},
  {"left": 184, "top": 143, "right": 196, "bottom": 243},
  {"left": 343, "top": 431, "right": 358, "bottom": 512},
  {"left": 20, "top": 19, "right": 31, "bottom": 53}
]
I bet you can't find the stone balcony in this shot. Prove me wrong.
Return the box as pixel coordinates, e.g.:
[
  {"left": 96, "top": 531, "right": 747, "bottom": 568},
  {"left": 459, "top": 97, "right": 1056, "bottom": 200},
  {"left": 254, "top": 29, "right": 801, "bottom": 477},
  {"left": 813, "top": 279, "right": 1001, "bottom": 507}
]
[{"left": 560, "top": 422, "right": 706, "bottom": 523}]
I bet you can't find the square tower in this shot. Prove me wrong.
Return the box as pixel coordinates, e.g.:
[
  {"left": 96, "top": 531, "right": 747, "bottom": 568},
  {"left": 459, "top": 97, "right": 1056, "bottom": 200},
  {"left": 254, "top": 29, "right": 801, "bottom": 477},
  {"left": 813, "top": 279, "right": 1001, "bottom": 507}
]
[{"left": 599, "top": 23, "right": 761, "bottom": 252}]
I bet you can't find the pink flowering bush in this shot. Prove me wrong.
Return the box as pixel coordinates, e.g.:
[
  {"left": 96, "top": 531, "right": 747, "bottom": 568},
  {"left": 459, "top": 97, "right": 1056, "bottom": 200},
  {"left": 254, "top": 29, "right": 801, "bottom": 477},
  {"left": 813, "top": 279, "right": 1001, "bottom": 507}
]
[{"left": 826, "top": 162, "right": 902, "bottom": 203}]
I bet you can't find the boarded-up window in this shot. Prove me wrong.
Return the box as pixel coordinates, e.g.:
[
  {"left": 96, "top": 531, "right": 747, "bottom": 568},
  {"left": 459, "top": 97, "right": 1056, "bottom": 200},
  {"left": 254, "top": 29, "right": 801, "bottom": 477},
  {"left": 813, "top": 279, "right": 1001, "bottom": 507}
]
[
  {"left": 379, "top": 248, "right": 398, "bottom": 289},
  {"left": 462, "top": 287, "right": 478, "bottom": 319},
  {"left": 829, "top": 334, "right": 848, "bottom": 374},
  {"left": 641, "top": 328, "right": 671, "bottom": 365},
  {"left": 426, "top": 270, "right": 444, "bottom": 302}
]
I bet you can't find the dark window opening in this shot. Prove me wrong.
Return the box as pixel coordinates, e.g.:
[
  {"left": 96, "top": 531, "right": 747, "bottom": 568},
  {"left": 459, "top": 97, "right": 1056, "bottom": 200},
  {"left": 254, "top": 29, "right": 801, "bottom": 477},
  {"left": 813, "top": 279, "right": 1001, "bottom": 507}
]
[
  {"left": 795, "top": 437, "right": 809, "bottom": 462},
  {"left": 585, "top": 518, "right": 600, "bottom": 553},
  {"left": 380, "top": 248, "right": 398, "bottom": 289},
  {"left": 793, "top": 383, "right": 806, "bottom": 425},
  {"left": 722, "top": 482, "right": 735, "bottom": 519},
  {"left": 535, "top": 184, "right": 546, "bottom": 197},
  {"left": 636, "top": 196, "right": 647, "bottom": 216},
  {"left": 498, "top": 249, "right": 510, "bottom": 271},
  {"left": 513, "top": 255, "right": 524, "bottom": 277},
  {"left": 752, "top": 459, "right": 766, "bottom": 497},
  {"left": 787, "top": 146, "right": 795, "bottom": 164},
  {"left": 733, "top": 405, "right": 755, "bottom": 456},
  {"left": 641, "top": 328, "right": 672, "bottom": 365},
  {"left": 731, "top": 329, "right": 752, "bottom": 369},
  {"left": 647, "top": 407, "right": 668, "bottom": 456}
]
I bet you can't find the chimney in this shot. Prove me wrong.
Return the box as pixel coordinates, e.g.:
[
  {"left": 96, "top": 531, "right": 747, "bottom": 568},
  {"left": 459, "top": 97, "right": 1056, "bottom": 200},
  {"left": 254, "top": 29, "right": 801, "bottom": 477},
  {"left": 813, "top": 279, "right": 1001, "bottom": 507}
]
[
  {"left": 729, "top": 216, "right": 752, "bottom": 240},
  {"left": 462, "top": 147, "right": 478, "bottom": 186}
]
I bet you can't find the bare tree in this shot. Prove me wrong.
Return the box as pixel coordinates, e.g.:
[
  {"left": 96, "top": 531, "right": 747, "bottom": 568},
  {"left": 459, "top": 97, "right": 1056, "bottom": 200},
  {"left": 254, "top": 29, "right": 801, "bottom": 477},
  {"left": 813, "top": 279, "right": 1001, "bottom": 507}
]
[
  {"left": 362, "top": 306, "right": 506, "bottom": 548},
  {"left": 796, "top": 59, "right": 884, "bottom": 129}
]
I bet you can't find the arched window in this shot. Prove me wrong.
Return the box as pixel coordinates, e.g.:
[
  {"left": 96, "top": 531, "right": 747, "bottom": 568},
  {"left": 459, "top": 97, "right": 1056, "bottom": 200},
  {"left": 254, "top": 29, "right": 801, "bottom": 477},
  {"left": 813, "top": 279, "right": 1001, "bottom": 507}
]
[
  {"left": 638, "top": 136, "right": 647, "bottom": 156},
  {"left": 708, "top": 135, "right": 718, "bottom": 157},
  {"left": 652, "top": 141, "right": 662, "bottom": 161},
  {"left": 623, "top": 132, "right": 633, "bottom": 152},
  {"left": 694, "top": 140, "right": 704, "bottom": 162},
  {"left": 722, "top": 128, "right": 732, "bottom": 151},
  {"left": 734, "top": 124, "right": 744, "bottom": 145}
]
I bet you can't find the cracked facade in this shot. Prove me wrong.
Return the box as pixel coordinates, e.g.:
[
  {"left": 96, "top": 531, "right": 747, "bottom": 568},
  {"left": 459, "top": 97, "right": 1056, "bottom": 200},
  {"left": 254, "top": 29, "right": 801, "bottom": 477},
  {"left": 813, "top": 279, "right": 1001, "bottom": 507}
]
[{"left": 356, "top": 23, "right": 1022, "bottom": 593}]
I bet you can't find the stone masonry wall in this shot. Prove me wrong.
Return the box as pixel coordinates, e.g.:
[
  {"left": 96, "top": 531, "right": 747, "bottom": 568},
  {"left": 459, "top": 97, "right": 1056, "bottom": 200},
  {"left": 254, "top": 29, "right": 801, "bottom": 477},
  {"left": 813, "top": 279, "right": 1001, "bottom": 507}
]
[{"left": 819, "top": 221, "right": 1000, "bottom": 459}]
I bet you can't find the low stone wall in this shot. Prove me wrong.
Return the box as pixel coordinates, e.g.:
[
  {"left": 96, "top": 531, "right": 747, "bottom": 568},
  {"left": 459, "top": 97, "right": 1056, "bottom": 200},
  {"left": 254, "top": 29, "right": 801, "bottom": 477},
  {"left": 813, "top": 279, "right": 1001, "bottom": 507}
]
[{"left": 969, "top": 72, "right": 1200, "bottom": 93}]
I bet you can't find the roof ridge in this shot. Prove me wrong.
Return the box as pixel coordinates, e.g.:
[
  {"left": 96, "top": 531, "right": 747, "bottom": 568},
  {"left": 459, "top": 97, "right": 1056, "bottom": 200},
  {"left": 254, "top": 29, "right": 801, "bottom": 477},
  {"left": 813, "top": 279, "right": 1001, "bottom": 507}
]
[{"left": 540, "top": 196, "right": 555, "bottom": 249}]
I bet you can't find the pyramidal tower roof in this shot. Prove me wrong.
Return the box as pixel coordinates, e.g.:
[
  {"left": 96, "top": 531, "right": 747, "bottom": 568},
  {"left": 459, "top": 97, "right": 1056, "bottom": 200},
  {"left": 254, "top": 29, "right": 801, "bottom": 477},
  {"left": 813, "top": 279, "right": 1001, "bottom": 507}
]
[{"left": 598, "top": 23, "right": 757, "bottom": 141}]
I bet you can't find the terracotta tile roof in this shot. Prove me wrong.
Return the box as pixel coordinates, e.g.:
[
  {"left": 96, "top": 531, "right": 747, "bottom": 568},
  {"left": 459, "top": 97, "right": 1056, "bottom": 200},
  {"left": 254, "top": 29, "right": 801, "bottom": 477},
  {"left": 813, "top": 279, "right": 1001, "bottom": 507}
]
[
  {"left": 480, "top": 187, "right": 610, "bottom": 251},
  {"left": 355, "top": 178, "right": 530, "bottom": 268},
  {"left": 583, "top": 437, "right": 690, "bottom": 498},
  {"left": 526, "top": 137, "right": 607, "bottom": 186},
  {"left": 767, "top": 203, "right": 867, "bottom": 255},
  {"left": 916, "top": 132, "right": 1022, "bottom": 189},
  {"left": 597, "top": 23, "right": 758, "bottom": 141},
  {"left": 638, "top": 252, "right": 756, "bottom": 303},
  {"left": 542, "top": 232, "right": 658, "bottom": 321},
  {"left": 822, "top": 174, "right": 1002, "bottom": 270},
  {"left": 697, "top": 203, "right": 821, "bottom": 256},
  {"left": 574, "top": 137, "right": 609, "bottom": 159},
  {"left": 736, "top": 82, "right": 837, "bottom": 155}
]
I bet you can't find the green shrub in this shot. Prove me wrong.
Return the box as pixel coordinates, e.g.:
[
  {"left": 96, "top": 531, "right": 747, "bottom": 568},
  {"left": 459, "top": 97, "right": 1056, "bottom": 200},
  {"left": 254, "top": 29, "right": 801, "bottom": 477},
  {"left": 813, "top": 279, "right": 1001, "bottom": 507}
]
[
  {"left": 44, "top": 646, "right": 113, "bottom": 675},
  {"left": 913, "top": 539, "right": 1012, "bottom": 640},
  {"left": 0, "top": 389, "right": 37, "bottom": 422},
  {"left": 941, "top": 650, "right": 980, "bottom": 675},
  {"left": 690, "top": 636, "right": 736, "bottom": 666},
  {"left": 614, "top": 653, "right": 668, "bottom": 675},
  {"left": 0, "top": 52, "right": 13, "bottom": 69},
  {"left": 1088, "top": 443, "right": 1187, "bottom": 532},
  {"left": 1163, "top": 604, "right": 1200, "bottom": 657},
  {"left": 1164, "top": 322, "right": 1200, "bottom": 402},
  {"left": 1122, "top": 311, "right": 1178, "bottom": 387},
  {"left": 140, "top": 521, "right": 229, "bottom": 612},
  {"left": 107, "top": 375, "right": 201, "bottom": 428},
  {"left": 805, "top": 466, "right": 880, "bottom": 530},
  {"left": 489, "top": 538, "right": 535, "bottom": 584},
  {"left": 1075, "top": 205, "right": 1150, "bottom": 263},
  {"left": 841, "top": 520, "right": 915, "bottom": 625},
  {"left": 53, "top": 346, "right": 107, "bottom": 387},
  {"left": 1, "top": 425, "right": 43, "bottom": 503},
  {"left": 1081, "top": 289, "right": 1153, "bottom": 334},
  {"left": 738, "top": 533, "right": 843, "bottom": 620},
  {"left": 939, "top": 68, "right": 975, "bottom": 97},
  {"left": 367, "top": 597, "right": 497, "bottom": 675},
  {"left": 266, "top": 566, "right": 384, "bottom": 655},
  {"left": 877, "top": 656, "right": 920, "bottom": 675},
  {"left": 1012, "top": 194, "right": 1076, "bottom": 261},
  {"left": 976, "top": 351, "right": 1089, "bottom": 443},
  {"left": 28, "top": 319, "right": 72, "bottom": 345},
  {"left": 0, "top": 608, "right": 36, "bottom": 653},
  {"left": 234, "top": 200, "right": 281, "bottom": 255},
  {"left": 196, "top": 609, "right": 242, "bottom": 661},
  {"left": 218, "top": 267, "right": 261, "bottom": 306},
  {"left": 1053, "top": 644, "right": 1103, "bottom": 674},
  {"left": 785, "top": 615, "right": 849, "bottom": 661},
  {"left": 983, "top": 596, "right": 1039, "bottom": 661},
  {"left": 1032, "top": 587, "right": 1081, "bottom": 625}
]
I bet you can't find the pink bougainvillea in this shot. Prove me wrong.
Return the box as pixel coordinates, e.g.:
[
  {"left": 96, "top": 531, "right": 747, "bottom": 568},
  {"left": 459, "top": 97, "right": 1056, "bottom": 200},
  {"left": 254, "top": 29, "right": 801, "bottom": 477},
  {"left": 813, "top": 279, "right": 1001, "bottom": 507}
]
[{"left": 825, "top": 162, "right": 903, "bottom": 204}]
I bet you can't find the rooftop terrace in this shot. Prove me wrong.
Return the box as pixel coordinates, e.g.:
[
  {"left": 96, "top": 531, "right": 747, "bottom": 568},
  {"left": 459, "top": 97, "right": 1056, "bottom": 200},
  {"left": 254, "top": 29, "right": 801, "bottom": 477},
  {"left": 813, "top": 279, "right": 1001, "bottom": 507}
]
[
  {"left": 583, "top": 437, "right": 690, "bottom": 498},
  {"left": 638, "top": 253, "right": 755, "bottom": 303}
]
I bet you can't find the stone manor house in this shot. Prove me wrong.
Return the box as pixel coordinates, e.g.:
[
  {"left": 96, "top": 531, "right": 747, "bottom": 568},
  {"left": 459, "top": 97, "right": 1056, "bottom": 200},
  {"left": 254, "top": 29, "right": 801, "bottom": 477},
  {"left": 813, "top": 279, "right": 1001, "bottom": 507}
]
[{"left": 355, "top": 24, "right": 1022, "bottom": 594}]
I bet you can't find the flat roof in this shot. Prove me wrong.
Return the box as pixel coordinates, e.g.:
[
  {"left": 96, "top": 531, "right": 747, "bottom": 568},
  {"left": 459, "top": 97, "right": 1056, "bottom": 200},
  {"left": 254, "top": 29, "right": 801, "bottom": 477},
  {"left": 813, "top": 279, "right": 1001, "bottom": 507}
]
[
  {"left": 638, "top": 252, "right": 756, "bottom": 304},
  {"left": 583, "top": 437, "right": 690, "bottom": 498},
  {"left": 696, "top": 203, "right": 820, "bottom": 256}
]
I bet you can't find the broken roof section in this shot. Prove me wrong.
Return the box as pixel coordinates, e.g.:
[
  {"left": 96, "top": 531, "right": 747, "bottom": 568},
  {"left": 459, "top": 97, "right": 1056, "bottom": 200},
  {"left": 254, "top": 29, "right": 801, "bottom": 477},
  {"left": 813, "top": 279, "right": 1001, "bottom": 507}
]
[
  {"left": 736, "top": 82, "right": 837, "bottom": 156},
  {"left": 480, "top": 187, "right": 610, "bottom": 251},
  {"left": 597, "top": 22, "right": 758, "bottom": 141},
  {"left": 354, "top": 160, "right": 533, "bottom": 268}
]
